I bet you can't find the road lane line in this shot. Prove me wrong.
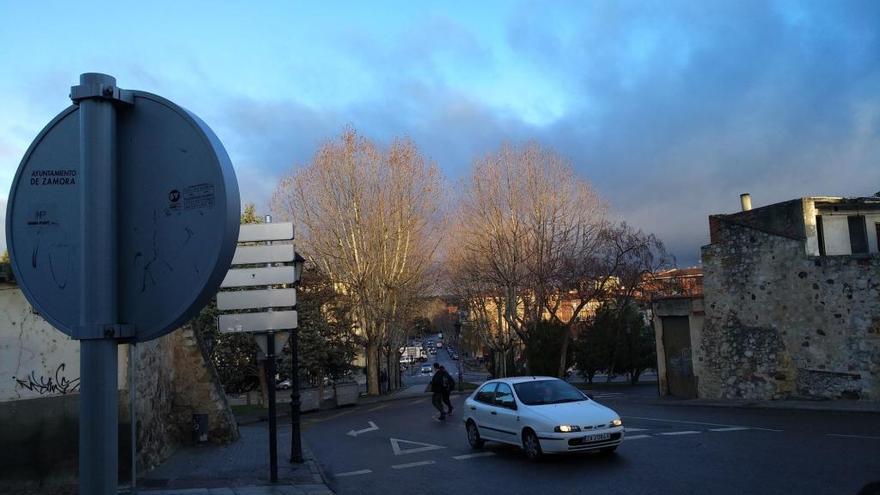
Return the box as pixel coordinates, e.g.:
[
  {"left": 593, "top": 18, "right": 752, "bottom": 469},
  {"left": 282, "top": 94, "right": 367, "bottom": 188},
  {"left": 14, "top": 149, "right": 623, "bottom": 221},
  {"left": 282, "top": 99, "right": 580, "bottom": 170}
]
[
  {"left": 392, "top": 460, "right": 436, "bottom": 469},
  {"left": 659, "top": 431, "right": 700, "bottom": 436},
  {"left": 625, "top": 435, "right": 651, "bottom": 440},
  {"left": 453, "top": 452, "right": 496, "bottom": 460},
  {"left": 335, "top": 469, "right": 373, "bottom": 477},
  {"left": 367, "top": 404, "right": 388, "bottom": 412},
  {"left": 709, "top": 427, "right": 750, "bottom": 432},
  {"left": 624, "top": 416, "right": 782, "bottom": 432},
  {"left": 410, "top": 398, "right": 428, "bottom": 405},
  {"left": 827, "top": 434, "right": 880, "bottom": 440},
  {"left": 625, "top": 428, "right": 648, "bottom": 432}
]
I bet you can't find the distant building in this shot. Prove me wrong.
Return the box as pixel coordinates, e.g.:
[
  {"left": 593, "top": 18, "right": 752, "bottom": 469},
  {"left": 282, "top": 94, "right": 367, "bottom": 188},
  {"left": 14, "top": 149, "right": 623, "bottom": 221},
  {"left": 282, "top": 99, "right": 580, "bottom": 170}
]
[{"left": 653, "top": 194, "right": 880, "bottom": 401}]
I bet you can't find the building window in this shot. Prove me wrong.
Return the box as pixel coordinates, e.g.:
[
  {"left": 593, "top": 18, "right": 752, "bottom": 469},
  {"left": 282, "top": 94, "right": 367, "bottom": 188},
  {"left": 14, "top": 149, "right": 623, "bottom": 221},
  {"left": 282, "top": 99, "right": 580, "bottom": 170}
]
[
  {"left": 816, "top": 215, "right": 826, "bottom": 256},
  {"left": 848, "top": 215, "right": 868, "bottom": 254}
]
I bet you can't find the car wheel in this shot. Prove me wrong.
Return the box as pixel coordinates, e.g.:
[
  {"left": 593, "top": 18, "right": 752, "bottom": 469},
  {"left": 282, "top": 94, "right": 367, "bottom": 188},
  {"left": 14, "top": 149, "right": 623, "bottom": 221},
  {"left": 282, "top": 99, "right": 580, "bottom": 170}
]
[
  {"left": 466, "top": 420, "right": 485, "bottom": 449},
  {"left": 522, "top": 429, "right": 543, "bottom": 461}
]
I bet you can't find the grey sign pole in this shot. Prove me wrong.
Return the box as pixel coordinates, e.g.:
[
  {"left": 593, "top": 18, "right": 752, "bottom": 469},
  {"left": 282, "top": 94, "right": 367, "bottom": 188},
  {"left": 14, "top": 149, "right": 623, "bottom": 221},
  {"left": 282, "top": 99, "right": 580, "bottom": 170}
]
[
  {"left": 76, "top": 72, "right": 123, "bottom": 495},
  {"left": 7, "top": 72, "right": 240, "bottom": 495}
]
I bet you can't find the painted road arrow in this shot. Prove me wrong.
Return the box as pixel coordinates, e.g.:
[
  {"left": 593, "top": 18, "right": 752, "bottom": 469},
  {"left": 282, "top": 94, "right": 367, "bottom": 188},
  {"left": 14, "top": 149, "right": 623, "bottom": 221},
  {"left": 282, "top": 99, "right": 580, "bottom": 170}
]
[{"left": 347, "top": 421, "right": 379, "bottom": 437}]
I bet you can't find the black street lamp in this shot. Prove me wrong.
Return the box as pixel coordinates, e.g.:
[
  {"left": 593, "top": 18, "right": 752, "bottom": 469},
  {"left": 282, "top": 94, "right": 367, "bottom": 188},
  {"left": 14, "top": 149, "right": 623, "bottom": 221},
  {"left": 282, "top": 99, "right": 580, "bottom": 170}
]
[
  {"left": 453, "top": 320, "right": 463, "bottom": 392},
  {"left": 290, "top": 251, "right": 305, "bottom": 464}
]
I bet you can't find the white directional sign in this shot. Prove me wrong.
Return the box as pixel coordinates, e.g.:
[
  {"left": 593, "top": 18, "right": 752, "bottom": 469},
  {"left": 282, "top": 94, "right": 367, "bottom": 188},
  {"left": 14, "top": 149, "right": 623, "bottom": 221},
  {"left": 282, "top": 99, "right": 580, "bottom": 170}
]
[
  {"left": 221, "top": 266, "right": 297, "bottom": 288},
  {"left": 217, "top": 288, "right": 296, "bottom": 311},
  {"left": 232, "top": 245, "right": 295, "bottom": 265},
  {"left": 217, "top": 222, "right": 299, "bottom": 337},
  {"left": 218, "top": 310, "right": 298, "bottom": 333},
  {"left": 238, "top": 223, "right": 293, "bottom": 242}
]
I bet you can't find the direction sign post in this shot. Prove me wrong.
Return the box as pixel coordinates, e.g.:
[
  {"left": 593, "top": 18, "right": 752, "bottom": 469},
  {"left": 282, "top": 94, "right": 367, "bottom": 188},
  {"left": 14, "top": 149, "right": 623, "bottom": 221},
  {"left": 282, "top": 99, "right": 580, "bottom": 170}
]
[
  {"left": 218, "top": 221, "right": 303, "bottom": 480},
  {"left": 6, "top": 73, "right": 240, "bottom": 495}
]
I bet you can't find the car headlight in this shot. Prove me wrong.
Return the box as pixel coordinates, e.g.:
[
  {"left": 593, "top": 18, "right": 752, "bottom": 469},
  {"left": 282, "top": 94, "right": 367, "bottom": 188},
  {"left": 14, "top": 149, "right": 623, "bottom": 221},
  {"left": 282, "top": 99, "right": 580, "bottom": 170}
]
[
  {"left": 611, "top": 418, "right": 623, "bottom": 427},
  {"left": 554, "top": 425, "right": 582, "bottom": 433}
]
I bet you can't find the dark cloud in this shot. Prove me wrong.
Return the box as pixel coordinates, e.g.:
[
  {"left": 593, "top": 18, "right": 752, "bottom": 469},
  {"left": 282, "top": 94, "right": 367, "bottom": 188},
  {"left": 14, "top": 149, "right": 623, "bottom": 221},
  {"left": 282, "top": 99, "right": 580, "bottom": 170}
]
[{"left": 160, "top": 2, "right": 880, "bottom": 265}]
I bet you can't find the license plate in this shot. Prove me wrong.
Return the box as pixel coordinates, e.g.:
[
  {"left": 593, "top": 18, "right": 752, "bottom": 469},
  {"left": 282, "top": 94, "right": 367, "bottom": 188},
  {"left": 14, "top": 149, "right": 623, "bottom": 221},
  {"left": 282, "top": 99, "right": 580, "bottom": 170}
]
[{"left": 583, "top": 432, "right": 611, "bottom": 442}]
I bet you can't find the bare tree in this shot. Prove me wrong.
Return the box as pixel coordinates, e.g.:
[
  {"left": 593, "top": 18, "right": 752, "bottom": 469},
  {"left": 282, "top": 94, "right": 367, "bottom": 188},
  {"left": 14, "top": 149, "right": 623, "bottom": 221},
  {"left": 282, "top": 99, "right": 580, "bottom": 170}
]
[
  {"left": 449, "top": 142, "right": 673, "bottom": 378},
  {"left": 449, "top": 142, "right": 606, "bottom": 375},
  {"left": 271, "top": 128, "right": 442, "bottom": 395}
]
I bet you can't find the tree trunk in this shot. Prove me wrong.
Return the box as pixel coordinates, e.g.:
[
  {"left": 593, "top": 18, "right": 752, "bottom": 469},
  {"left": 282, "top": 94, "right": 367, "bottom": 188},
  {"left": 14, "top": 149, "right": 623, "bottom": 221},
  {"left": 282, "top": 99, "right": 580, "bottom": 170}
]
[
  {"left": 630, "top": 369, "right": 641, "bottom": 385},
  {"left": 557, "top": 330, "right": 570, "bottom": 378},
  {"left": 366, "top": 341, "right": 380, "bottom": 395}
]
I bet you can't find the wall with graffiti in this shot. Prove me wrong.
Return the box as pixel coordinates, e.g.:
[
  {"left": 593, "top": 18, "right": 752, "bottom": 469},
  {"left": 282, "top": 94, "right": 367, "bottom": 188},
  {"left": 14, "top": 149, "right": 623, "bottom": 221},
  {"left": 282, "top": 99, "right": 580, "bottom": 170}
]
[{"left": 1, "top": 282, "right": 80, "bottom": 401}]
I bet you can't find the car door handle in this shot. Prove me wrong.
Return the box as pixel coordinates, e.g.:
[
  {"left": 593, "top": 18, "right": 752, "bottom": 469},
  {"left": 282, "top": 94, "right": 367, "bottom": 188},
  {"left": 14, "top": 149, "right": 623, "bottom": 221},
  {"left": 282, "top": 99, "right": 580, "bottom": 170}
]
[
  {"left": 469, "top": 406, "right": 476, "bottom": 411},
  {"left": 490, "top": 411, "right": 497, "bottom": 415}
]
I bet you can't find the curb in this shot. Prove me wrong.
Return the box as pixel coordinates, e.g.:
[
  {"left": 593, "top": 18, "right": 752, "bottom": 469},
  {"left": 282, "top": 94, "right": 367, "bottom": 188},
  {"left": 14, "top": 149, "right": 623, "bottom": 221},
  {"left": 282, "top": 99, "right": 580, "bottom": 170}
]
[
  {"left": 302, "top": 441, "right": 336, "bottom": 495},
  {"left": 615, "top": 396, "right": 880, "bottom": 414}
]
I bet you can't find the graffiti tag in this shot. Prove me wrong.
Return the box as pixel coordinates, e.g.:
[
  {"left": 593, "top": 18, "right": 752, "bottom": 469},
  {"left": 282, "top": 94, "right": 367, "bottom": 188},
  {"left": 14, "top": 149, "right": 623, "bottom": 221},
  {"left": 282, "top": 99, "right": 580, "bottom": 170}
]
[{"left": 13, "top": 363, "right": 81, "bottom": 395}]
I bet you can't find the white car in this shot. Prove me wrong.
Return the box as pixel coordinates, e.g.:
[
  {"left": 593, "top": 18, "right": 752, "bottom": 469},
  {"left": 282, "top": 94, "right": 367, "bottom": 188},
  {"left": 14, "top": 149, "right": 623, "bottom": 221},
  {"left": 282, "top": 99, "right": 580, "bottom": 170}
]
[{"left": 463, "top": 377, "right": 624, "bottom": 460}]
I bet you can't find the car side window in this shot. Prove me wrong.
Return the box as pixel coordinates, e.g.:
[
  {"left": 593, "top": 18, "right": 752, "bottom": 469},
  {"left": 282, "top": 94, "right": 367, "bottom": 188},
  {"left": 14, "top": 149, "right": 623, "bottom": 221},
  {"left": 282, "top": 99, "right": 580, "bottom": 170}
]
[
  {"left": 495, "top": 383, "right": 516, "bottom": 410},
  {"left": 475, "top": 383, "right": 497, "bottom": 404}
]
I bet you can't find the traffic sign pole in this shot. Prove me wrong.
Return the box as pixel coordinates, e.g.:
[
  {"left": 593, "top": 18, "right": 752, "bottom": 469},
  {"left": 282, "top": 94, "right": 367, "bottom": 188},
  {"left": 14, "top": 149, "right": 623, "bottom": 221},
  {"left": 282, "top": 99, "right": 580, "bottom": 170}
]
[
  {"left": 75, "top": 72, "right": 122, "bottom": 495},
  {"left": 8, "top": 72, "right": 240, "bottom": 495}
]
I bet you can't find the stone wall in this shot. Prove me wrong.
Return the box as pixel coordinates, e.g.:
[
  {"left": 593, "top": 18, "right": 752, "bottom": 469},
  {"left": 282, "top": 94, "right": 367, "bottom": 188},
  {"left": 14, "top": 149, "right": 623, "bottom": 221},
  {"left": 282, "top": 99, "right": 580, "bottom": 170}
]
[
  {"left": 0, "top": 283, "right": 238, "bottom": 492},
  {"left": 701, "top": 222, "right": 880, "bottom": 400},
  {"left": 121, "top": 325, "right": 239, "bottom": 472}
]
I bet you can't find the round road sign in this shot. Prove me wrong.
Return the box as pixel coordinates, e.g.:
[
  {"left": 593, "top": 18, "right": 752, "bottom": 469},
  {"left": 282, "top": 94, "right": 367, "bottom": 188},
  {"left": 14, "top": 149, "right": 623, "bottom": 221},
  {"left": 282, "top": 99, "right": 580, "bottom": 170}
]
[{"left": 6, "top": 90, "right": 240, "bottom": 342}]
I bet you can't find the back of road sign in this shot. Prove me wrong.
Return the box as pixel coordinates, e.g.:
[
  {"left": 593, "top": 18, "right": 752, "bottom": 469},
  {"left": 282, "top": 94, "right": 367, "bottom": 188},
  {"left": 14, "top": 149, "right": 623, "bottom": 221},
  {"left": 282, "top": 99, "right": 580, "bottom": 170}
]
[{"left": 6, "top": 91, "right": 240, "bottom": 342}]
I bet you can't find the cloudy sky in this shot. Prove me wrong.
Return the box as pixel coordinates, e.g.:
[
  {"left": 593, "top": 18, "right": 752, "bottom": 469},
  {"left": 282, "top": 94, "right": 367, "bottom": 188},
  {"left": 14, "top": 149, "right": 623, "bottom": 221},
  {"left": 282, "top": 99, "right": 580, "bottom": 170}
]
[{"left": 1, "top": 0, "right": 878, "bottom": 264}]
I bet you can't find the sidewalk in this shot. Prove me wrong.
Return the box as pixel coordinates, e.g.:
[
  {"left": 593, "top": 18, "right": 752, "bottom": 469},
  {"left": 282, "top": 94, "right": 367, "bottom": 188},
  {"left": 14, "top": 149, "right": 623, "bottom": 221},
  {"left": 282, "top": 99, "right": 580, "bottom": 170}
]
[
  {"left": 126, "top": 423, "right": 333, "bottom": 495},
  {"left": 587, "top": 383, "right": 880, "bottom": 414},
  {"left": 633, "top": 396, "right": 880, "bottom": 414}
]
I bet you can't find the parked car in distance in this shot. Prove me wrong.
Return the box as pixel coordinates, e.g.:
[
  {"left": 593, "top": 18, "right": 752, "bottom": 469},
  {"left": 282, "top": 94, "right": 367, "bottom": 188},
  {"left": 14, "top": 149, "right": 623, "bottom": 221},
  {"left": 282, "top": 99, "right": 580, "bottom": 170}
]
[
  {"left": 420, "top": 363, "right": 434, "bottom": 374},
  {"left": 276, "top": 379, "right": 292, "bottom": 390},
  {"left": 463, "top": 377, "right": 624, "bottom": 460}
]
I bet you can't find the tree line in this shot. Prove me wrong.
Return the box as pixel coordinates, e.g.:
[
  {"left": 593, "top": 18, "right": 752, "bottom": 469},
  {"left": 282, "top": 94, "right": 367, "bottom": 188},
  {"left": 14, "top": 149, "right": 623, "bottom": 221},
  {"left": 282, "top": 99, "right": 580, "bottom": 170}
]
[{"left": 255, "top": 127, "right": 672, "bottom": 396}]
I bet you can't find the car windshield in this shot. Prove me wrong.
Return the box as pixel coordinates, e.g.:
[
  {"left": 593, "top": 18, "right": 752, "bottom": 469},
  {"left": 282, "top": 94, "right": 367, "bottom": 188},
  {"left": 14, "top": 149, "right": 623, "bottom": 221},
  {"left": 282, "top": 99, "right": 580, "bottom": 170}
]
[{"left": 513, "top": 380, "right": 588, "bottom": 405}]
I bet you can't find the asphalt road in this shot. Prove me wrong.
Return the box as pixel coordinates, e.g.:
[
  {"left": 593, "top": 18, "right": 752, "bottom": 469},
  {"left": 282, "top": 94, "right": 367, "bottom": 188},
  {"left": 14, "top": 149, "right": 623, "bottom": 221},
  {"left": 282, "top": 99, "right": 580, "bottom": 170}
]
[
  {"left": 302, "top": 389, "right": 880, "bottom": 495},
  {"left": 399, "top": 345, "right": 486, "bottom": 391}
]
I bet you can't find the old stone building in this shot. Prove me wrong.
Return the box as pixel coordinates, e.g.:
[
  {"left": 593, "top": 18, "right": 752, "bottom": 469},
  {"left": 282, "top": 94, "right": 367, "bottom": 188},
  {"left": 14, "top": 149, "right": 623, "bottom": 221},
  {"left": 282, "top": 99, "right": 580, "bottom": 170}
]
[{"left": 654, "top": 195, "right": 880, "bottom": 401}]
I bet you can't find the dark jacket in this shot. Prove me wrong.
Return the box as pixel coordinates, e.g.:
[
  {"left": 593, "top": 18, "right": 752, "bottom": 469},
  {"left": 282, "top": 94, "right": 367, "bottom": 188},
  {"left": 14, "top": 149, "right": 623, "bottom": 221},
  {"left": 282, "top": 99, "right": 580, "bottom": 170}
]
[
  {"left": 432, "top": 369, "right": 455, "bottom": 393},
  {"left": 430, "top": 370, "right": 445, "bottom": 393}
]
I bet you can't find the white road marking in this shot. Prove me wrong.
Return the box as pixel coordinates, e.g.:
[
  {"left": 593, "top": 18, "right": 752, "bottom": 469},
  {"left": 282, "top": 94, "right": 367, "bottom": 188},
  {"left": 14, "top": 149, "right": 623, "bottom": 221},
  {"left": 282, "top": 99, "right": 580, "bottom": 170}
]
[
  {"left": 592, "top": 393, "right": 624, "bottom": 398},
  {"left": 347, "top": 421, "right": 379, "bottom": 437},
  {"left": 410, "top": 398, "right": 428, "bottom": 405},
  {"left": 709, "top": 427, "right": 750, "bottom": 432},
  {"left": 390, "top": 438, "right": 446, "bottom": 456},
  {"left": 624, "top": 416, "right": 782, "bottom": 432},
  {"left": 335, "top": 469, "right": 372, "bottom": 477},
  {"left": 625, "top": 428, "right": 648, "bottom": 432},
  {"left": 392, "top": 460, "right": 436, "bottom": 470},
  {"left": 827, "top": 434, "right": 880, "bottom": 440},
  {"left": 367, "top": 404, "right": 388, "bottom": 412},
  {"left": 453, "top": 452, "right": 496, "bottom": 460},
  {"left": 625, "top": 434, "right": 651, "bottom": 440},
  {"left": 659, "top": 431, "right": 701, "bottom": 436}
]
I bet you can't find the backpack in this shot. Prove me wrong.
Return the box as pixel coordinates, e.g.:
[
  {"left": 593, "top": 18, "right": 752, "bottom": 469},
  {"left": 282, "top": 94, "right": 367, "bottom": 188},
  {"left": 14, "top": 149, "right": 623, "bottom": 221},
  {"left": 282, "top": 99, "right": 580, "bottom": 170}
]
[{"left": 443, "top": 372, "right": 455, "bottom": 391}]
